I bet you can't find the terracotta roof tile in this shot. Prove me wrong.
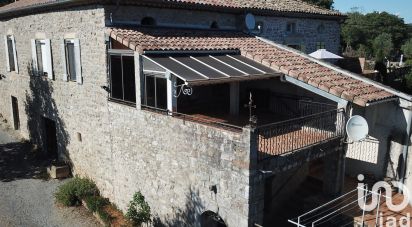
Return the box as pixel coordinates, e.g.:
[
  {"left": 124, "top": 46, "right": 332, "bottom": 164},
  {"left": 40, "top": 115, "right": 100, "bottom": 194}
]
[
  {"left": 107, "top": 27, "right": 396, "bottom": 106},
  {"left": 0, "top": 0, "right": 343, "bottom": 16}
]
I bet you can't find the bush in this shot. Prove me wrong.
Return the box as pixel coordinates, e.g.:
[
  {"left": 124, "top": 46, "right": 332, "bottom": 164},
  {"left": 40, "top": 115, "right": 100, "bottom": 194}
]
[
  {"left": 405, "top": 70, "right": 412, "bottom": 90},
  {"left": 55, "top": 177, "right": 98, "bottom": 206},
  {"left": 126, "top": 192, "right": 151, "bottom": 227},
  {"left": 97, "top": 208, "right": 111, "bottom": 224},
  {"left": 84, "top": 196, "right": 109, "bottom": 212}
]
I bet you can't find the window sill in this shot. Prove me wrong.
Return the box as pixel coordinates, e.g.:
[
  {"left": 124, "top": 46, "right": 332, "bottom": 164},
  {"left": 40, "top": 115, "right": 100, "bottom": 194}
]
[{"left": 108, "top": 98, "right": 136, "bottom": 107}]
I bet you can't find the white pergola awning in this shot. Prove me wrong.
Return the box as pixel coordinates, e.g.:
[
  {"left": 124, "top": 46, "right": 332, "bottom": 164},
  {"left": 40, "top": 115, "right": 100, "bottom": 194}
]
[
  {"left": 309, "top": 49, "right": 343, "bottom": 60},
  {"left": 143, "top": 53, "right": 280, "bottom": 85}
]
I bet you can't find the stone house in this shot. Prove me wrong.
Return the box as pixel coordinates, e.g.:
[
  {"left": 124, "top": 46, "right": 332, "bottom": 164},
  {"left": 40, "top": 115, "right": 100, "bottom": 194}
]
[{"left": 0, "top": 0, "right": 412, "bottom": 226}]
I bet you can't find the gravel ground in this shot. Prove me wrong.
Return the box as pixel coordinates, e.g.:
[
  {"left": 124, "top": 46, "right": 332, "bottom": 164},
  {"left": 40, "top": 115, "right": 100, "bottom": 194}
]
[{"left": 0, "top": 119, "right": 101, "bottom": 227}]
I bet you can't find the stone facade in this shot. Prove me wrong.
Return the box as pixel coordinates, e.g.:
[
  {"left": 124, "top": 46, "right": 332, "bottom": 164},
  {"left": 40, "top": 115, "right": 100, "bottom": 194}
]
[
  {"left": 105, "top": 6, "right": 341, "bottom": 54},
  {"left": 258, "top": 16, "right": 341, "bottom": 54},
  {"left": 0, "top": 4, "right": 344, "bottom": 227}
]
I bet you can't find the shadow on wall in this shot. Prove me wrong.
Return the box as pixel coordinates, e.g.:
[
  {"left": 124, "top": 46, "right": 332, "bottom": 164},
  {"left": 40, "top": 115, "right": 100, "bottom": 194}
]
[
  {"left": 346, "top": 102, "right": 408, "bottom": 181},
  {"left": 24, "top": 62, "right": 72, "bottom": 168},
  {"left": 153, "top": 187, "right": 205, "bottom": 227},
  {"left": 0, "top": 141, "right": 49, "bottom": 182}
]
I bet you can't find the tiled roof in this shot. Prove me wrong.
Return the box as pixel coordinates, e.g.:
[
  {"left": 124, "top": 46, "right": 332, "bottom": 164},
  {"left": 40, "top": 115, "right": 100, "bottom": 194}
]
[
  {"left": 107, "top": 27, "right": 396, "bottom": 106},
  {"left": 152, "top": 0, "right": 342, "bottom": 16},
  {"left": 0, "top": 0, "right": 58, "bottom": 13},
  {"left": 0, "top": 0, "right": 343, "bottom": 17}
]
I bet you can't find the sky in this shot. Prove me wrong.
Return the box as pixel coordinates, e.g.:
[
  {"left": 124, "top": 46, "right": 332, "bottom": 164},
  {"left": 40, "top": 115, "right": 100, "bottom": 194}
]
[{"left": 333, "top": 0, "right": 412, "bottom": 24}]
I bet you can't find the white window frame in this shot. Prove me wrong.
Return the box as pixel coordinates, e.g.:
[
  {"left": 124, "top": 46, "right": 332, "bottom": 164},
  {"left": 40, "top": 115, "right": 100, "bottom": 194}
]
[
  {"left": 286, "top": 22, "right": 297, "bottom": 34},
  {"left": 4, "top": 35, "right": 18, "bottom": 73},
  {"left": 31, "top": 39, "right": 53, "bottom": 79},
  {"left": 316, "top": 41, "right": 326, "bottom": 50},
  {"left": 108, "top": 52, "right": 136, "bottom": 104},
  {"left": 61, "top": 38, "right": 82, "bottom": 84},
  {"left": 142, "top": 72, "right": 168, "bottom": 109}
]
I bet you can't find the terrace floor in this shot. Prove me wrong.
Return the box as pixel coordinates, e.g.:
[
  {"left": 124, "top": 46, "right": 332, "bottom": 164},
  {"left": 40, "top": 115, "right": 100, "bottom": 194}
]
[
  {"left": 258, "top": 129, "right": 335, "bottom": 156},
  {"left": 176, "top": 109, "right": 290, "bottom": 128}
]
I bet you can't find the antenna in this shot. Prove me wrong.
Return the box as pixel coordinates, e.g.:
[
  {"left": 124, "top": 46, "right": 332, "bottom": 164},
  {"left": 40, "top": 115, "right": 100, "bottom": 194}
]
[{"left": 346, "top": 115, "right": 369, "bottom": 142}]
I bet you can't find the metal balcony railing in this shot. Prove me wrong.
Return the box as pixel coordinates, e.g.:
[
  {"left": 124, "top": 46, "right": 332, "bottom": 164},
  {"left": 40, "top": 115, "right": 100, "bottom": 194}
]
[{"left": 255, "top": 108, "right": 346, "bottom": 160}]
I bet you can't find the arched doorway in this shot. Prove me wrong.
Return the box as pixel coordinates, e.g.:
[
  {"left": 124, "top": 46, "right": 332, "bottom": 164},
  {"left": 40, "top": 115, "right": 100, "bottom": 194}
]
[{"left": 200, "top": 211, "right": 227, "bottom": 227}]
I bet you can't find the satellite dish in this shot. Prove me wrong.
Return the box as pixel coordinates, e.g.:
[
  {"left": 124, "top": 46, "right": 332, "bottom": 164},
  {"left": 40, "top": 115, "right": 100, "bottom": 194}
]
[
  {"left": 346, "top": 115, "right": 369, "bottom": 142},
  {"left": 245, "top": 13, "right": 256, "bottom": 31}
]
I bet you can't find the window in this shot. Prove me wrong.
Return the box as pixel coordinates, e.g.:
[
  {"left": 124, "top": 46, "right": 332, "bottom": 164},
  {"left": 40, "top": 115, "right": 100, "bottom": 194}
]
[
  {"left": 316, "top": 42, "right": 326, "bottom": 50},
  {"left": 287, "top": 44, "right": 301, "bottom": 51},
  {"left": 4, "top": 35, "right": 18, "bottom": 73},
  {"left": 31, "top": 39, "right": 53, "bottom": 79},
  {"left": 62, "top": 39, "right": 82, "bottom": 84},
  {"left": 143, "top": 73, "right": 167, "bottom": 109},
  {"left": 210, "top": 21, "right": 219, "bottom": 29},
  {"left": 286, "top": 22, "right": 296, "bottom": 33},
  {"left": 141, "top": 17, "right": 156, "bottom": 26},
  {"left": 317, "top": 23, "right": 325, "bottom": 34},
  {"left": 109, "top": 54, "right": 136, "bottom": 104}
]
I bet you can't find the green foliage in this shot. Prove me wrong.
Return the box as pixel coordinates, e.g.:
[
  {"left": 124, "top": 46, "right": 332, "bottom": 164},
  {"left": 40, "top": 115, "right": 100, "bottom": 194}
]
[
  {"left": 356, "top": 44, "right": 370, "bottom": 58},
  {"left": 404, "top": 70, "right": 412, "bottom": 89},
  {"left": 84, "top": 196, "right": 109, "bottom": 212},
  {"left": 126, "top": 192, "right": 151, "bottom": 227},
  {"left": 302, "top": 0, "right": 333, "bottom": 9},
  {"left": 342, "top": 11, "right": 409, "bottom": 57},
  {"left": 372, "top": 33, "right": 393, "bottom": 61},
  {"left": 402, "top": 38, "right": 412, "bottom": 59},
  {"left": 97, "top": 208, "right": 111, "bottom": 224},
  {"left": 55, "top": 177, "right": 98, "bottom": 206}
]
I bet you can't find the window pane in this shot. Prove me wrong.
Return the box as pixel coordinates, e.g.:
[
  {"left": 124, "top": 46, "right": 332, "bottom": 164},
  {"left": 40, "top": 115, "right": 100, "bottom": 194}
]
[
  {"left": 110, "top": 55, "right": 123, "bottom": 100},
  {"left": 122, "top": 56, "right": 136, "bottom": 103},
  {"left": 35, "top": 41, "right": 43, "bottom": 74},
  {"left": 66, "top": 42, "right": 76, "bottom": 81},
  {"left": 145, "top": 76, "right": 155, "bottom": 107},
  {"left": 7, "top": 37, "right": 15, "bottom": 71},
  {"left": 156, "top": 77, "right": 167, "bottom": 109}
]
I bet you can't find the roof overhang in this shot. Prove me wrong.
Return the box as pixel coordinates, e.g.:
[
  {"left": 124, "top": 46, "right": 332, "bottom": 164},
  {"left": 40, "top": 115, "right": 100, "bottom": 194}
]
[{"left": 0, "top": 0, "right": 346, "bottom": 20}]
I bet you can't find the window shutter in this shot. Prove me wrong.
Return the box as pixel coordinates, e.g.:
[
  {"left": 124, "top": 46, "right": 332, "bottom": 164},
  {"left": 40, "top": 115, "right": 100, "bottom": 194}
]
[
  {"left": 74, "top": 39, "right": 82, "bottom": 84},
  {"left": 11, "top": 36, "right": 18, "bottom": 74},
  {"left": 61, "top": 40, "right": 68, "bottom": 81},
  {"left": 4, "top": 36, "right": 10, "bottom": 72},
  {"left": 44, "top": 39, "right": 53, "bottom": 80},
  {"left": 31, "top": 39, "right": 38, "bottom": 74}
]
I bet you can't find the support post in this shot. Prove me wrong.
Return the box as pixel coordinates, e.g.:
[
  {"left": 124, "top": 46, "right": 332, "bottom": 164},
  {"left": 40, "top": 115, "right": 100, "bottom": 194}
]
[
  {"left": 134, "top": 52, "right": 143, "bottom": 110},
  {"left": 167, "top": 71, "right": 177, "bottom": 113},
  {"left": 230, "top": 82, "right": 240, "bottom": 115}
]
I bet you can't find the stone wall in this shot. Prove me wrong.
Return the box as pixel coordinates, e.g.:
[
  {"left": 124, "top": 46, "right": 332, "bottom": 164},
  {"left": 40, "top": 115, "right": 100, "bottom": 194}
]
[
  {"left": 346, "top": 101, "right": 407, "bottom": 179},
  {"left": 0, "top": 4, "right": 344, "bottom": 226},
  {"left": 0, "top": 5, "right": 253, "bottom": 226},
  {"left": 105, "top": 5, "right": 341, "bottom": 54},
  {"left": 258, "top": 16, "right": 341, "bottom": 54}
]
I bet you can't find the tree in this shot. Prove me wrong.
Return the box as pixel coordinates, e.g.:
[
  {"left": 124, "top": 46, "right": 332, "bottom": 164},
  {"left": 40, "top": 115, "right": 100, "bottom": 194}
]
[
  {"left": 341, "top": 12, "right": 367, "bottom": 49},
  {"left": 341, "top": 11, "right": 409, "bottom": 56},
  {"left": 302, "top": 0, "right": 334, "bottom": 9},
  {"left": 372, "top": 33, "right": 393, "bottom": 61},
  {"left": 402, "top": 38, "right": 412, "bottom": 64}
]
